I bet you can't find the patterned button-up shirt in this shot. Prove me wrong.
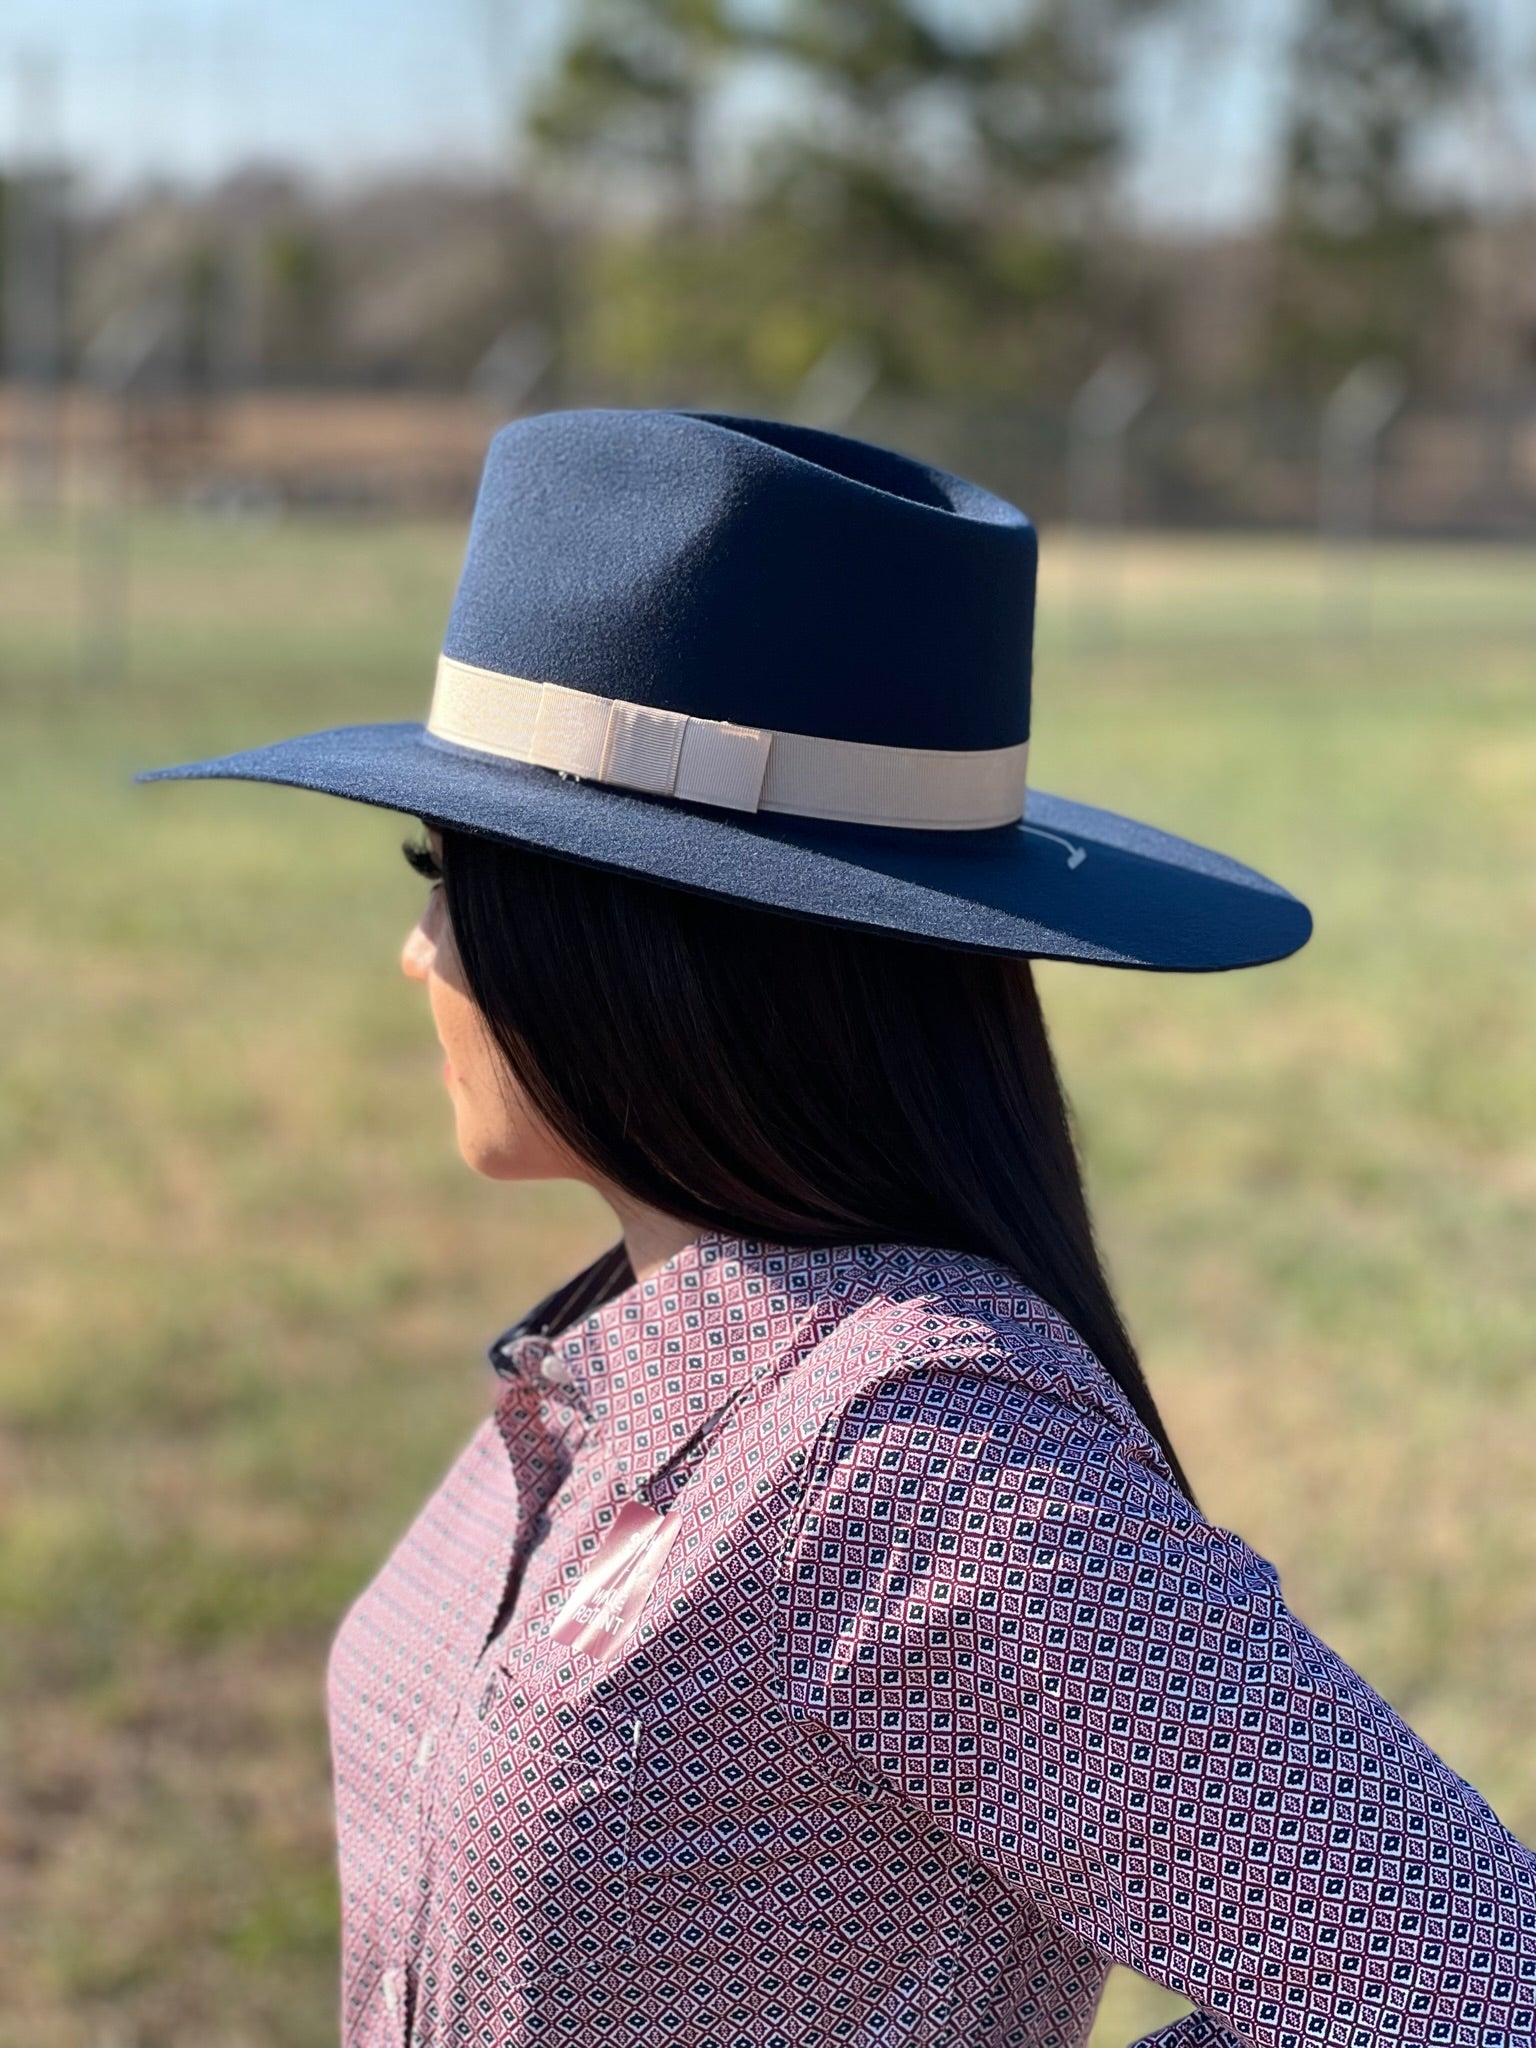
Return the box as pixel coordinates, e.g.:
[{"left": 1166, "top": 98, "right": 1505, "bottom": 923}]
[{"left": 327, "top": 1229, "right": 1536, "bottom": 2048}]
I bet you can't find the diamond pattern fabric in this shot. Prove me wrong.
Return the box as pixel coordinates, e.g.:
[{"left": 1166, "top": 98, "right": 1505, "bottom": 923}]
[{"left": 326, "top": 1229, "right": 1536, "bottom": 2047}]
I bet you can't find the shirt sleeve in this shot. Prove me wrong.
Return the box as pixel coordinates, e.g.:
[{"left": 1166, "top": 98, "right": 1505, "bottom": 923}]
[{"left": 778, "top": 1362, "right": 1536, "bottom": 2047}]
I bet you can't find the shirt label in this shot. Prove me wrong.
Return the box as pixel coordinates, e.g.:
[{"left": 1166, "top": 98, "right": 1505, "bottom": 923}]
[{"left": 550, "top": 1500, "right": 681, "bottom": 1661}]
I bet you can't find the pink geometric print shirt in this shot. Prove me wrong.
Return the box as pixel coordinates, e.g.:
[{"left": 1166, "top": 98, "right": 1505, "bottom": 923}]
[{"left": 326, "top": 1229, "right": 1536, "bottom": 2048}]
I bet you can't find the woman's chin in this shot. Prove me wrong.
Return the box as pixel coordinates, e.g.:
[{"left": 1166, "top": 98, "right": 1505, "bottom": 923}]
[
  {"left": 457, "top": 1134, "right": 511, "bottom": 1180},
  {"left": 454, "top": 1124, "right": 536, "bottom": 1183},
  {"left": 445, "top": 1087, "right": 584, "bottom": 1183}
]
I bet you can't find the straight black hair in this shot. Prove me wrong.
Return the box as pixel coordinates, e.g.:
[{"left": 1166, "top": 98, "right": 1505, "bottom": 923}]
[{"left": 425, "top": 825, "right": 1198, "bottom": 1510}]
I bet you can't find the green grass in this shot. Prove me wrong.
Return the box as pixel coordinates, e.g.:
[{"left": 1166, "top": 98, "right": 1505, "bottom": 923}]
[{"left": 3, "top": 510, "right": 1534, "bottom": 2047}]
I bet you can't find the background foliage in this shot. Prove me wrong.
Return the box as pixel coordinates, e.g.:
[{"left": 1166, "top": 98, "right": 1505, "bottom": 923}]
[{"left": 5, "top": 0, "right": 1519, "bottom": 414}]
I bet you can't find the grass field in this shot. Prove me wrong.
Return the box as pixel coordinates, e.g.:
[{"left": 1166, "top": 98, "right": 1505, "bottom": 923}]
[{"left": 3, "top": 511, "right": 1534, "bottom": 2048}]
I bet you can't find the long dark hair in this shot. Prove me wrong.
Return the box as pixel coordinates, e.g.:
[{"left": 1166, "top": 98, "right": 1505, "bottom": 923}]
[{"left": 425, "top": 824, "right": 1198, "bottom": 1509}]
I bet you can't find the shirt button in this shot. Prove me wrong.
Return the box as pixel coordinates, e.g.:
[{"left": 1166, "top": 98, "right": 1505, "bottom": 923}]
[
  {"left": 412, "top": 1727, "right": 438, "bottom": 1772},
  {"left": 540, "top": 1354, "right": 577, "bottom": 1389}
]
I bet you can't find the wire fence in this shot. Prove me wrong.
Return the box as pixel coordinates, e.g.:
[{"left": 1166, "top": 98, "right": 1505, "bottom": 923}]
[
  {"left": 3, "top": 375, "right": 1533, "bottom": 692},
  {"left": 4, "top": 381, "right": 1534, "bottom": 537}
]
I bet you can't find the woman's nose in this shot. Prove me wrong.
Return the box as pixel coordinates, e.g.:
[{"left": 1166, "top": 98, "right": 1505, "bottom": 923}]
[{"left": 401, "top": 918, "right": 435, "bottom": 984}]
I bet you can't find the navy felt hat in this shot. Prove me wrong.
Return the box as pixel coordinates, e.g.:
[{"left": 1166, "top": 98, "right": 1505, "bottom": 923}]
[{"left": 138, "top": 407, "right": 1311, "bottom": 971}]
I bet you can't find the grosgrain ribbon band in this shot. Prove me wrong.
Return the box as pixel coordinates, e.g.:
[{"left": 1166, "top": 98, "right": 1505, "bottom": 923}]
[{"left": 426, "top": 653, "right": 1030, "bottom": 831}]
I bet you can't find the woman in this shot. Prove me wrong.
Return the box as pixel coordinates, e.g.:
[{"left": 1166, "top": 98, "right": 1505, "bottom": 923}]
[{"left": 140, "top": 410, "right": 1535, "bottom": 2047}]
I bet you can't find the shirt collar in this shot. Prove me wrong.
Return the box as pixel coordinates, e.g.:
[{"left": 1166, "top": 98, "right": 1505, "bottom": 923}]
[
  {"left": 490, "top": 1237, "right": 636, "bottom": 1363},
  {"left": 487, "top": 1226, "right": 898, "bottom": 1488}
]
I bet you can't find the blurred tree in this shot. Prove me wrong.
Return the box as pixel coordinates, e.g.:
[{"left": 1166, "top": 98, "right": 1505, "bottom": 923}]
[
  {"left": 535, "top": 0, "right": 1151, "bottom": 217},
  {"left": 528, "top": 0, "right": 1183, "bottom": 407},
  {"left": 263, "top": 225, "right": 336, "bottom": 383},
  {"left": 1284, "top": 0, "right": 1476, "bottom": 236},
  {"left": 1268, "top": 0, "right": 1481, "bottom": 392}
]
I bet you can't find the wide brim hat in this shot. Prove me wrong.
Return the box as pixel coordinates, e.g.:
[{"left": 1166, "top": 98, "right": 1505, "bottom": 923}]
[{"left": 138, "top": 408, "right": 1311, "bottom": 972}]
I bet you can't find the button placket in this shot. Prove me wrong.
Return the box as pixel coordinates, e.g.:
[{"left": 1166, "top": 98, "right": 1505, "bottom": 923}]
[
  {"left": 479, "top": 1355, "right": 593, "bottom": 1662},
  {"left": 397, "top": 1362, "right": 592, "bottom": 2017}
]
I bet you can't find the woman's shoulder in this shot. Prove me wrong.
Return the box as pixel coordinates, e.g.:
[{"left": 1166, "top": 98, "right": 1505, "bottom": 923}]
[{"left": 804, "top": 1238, "right": 1176, "bottom": 1488}]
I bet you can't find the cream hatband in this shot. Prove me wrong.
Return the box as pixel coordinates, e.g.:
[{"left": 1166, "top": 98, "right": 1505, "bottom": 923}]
[{"left": 426, "top": 654, "right": 1029, "bottom": 831}]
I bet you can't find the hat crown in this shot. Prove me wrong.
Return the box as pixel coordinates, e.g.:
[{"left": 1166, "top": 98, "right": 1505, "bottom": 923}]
[{"left": 439, "top": 409, "right": 1036, "bottom": 753}]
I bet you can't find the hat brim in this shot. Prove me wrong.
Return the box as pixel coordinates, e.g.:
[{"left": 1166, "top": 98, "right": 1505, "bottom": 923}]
[{"left": 136, "top": 722, "right": 1311, "bottom": 972}]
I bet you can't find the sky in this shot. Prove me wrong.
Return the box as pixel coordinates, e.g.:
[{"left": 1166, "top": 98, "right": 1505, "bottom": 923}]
[{"left": 3, "top": 0, "right": 1532, "bottom": 229}]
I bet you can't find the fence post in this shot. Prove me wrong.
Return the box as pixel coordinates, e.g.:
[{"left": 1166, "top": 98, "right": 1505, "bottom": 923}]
[
  {"left": 1318, "top": 357, "right": 1407, "bottom": 637},
  {"left": 794, "top": 337, "right": 880, "bottom": 432},
  {"left": 1067, "top": 350, "right": 1154, "bottom": 648},
  {"left": 76, "top": 301, "right": 178, "bottom": 689},
  {"left": 3, "top": 53, "right": 68, "bottom": 517},
  {"left": 470, "top": 322, "right": 553, "bottom": 424}
]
